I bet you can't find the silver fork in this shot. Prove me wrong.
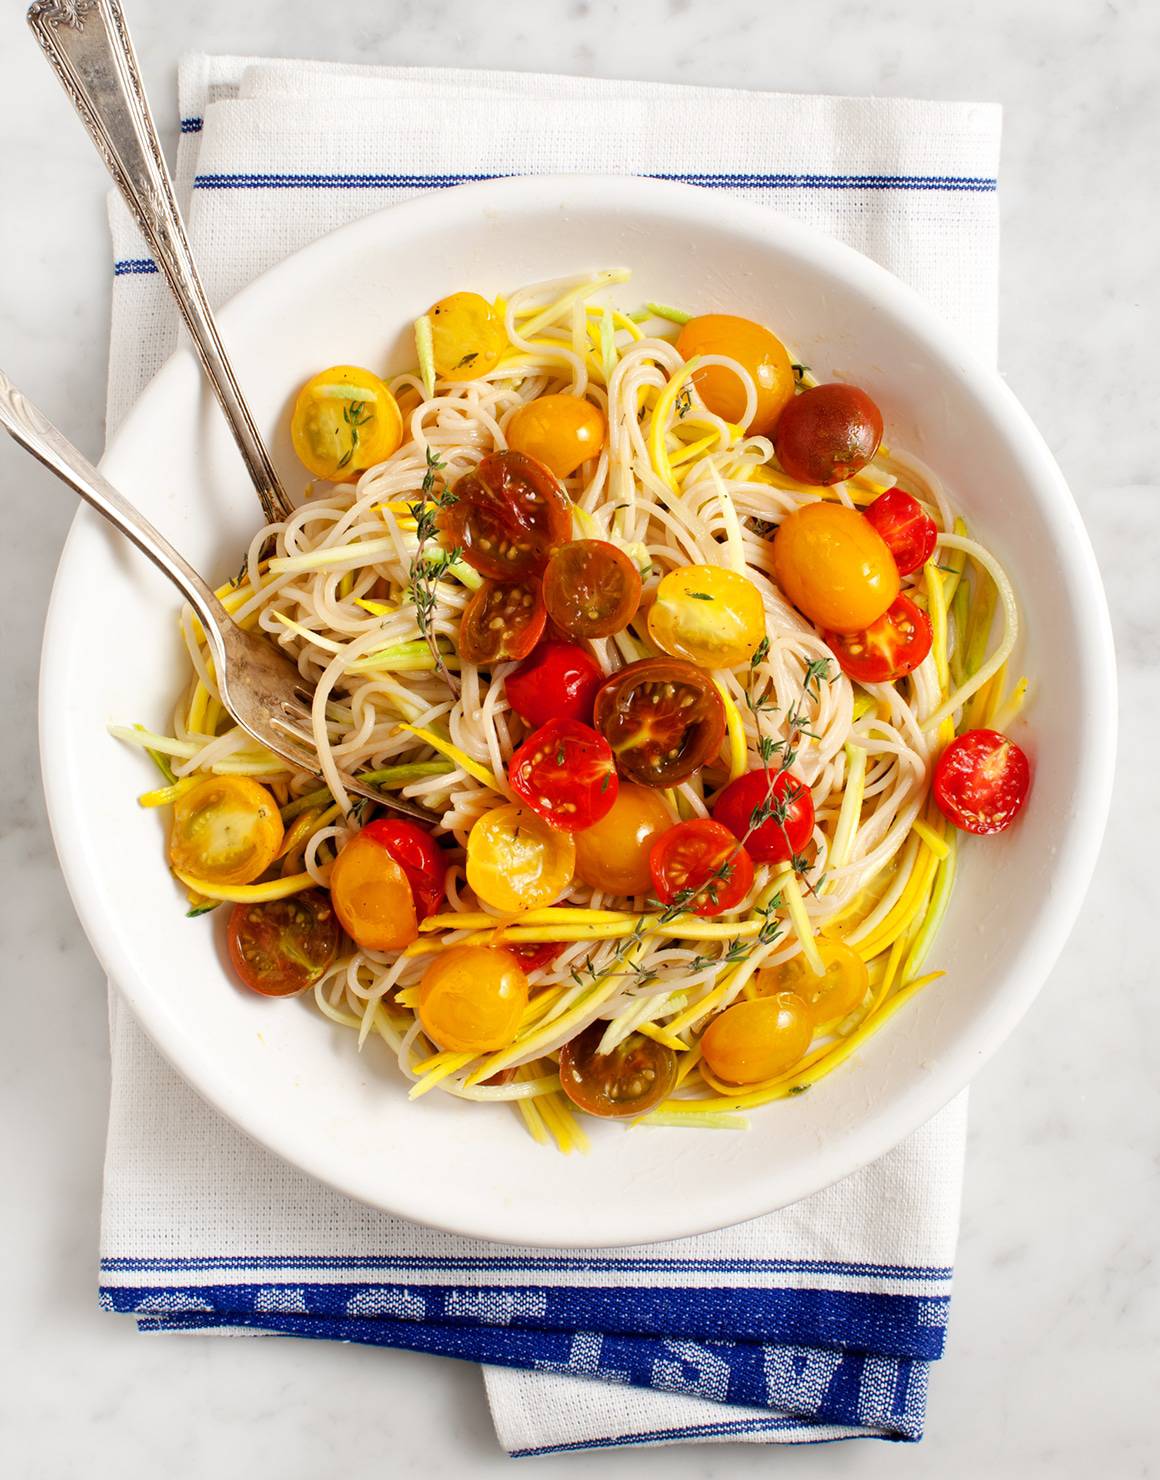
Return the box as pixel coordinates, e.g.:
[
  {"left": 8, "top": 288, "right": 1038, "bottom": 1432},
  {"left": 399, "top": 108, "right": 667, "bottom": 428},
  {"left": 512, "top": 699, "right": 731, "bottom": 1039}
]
[{"left": 1, "top": 372, "right": 439, "bottom": 824}]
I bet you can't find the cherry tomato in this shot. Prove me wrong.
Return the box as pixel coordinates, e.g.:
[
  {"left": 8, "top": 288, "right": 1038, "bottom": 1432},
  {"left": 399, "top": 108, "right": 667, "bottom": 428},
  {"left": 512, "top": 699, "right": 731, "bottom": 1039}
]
[
  {"left": 675, "top": 315, "right": 795, "bottom": 436},
  {"left": 506, "top": 940, "right": 566, "bottom": 974},
  {"left": 755, "top": 938, "right": 868, "bottom": 1031},
  {"left": 506, "top": 394, "right": 607, "bottom": 479},
  {"left": 647, "top": 564, "right": 765, "bottom": 670},
  {"left": 466, "top": 803, "right": 576, "bottom": 912},
  {"left": 594, "top": 657, "right": 727, "bottom": 788},
  {"left": 540, "top": 539, "right": 641, "bottom": 641},
  {"left": 574, "top": 784, "right": 675, "bottom": 896},
  {"left": 429, "top": 292, "right": 507, "bottom": 380},
  {"left": 505, "top": 641, "right": 604, "bottom": 730},
  {"left": 227, "top": 890, "right": 342, "bottom": 998},
  {"left": 459, "top": 577, "right": 547, "bottom": 666},
  {"left": 772, "top": 501, "right": 900, "bottom": 633},
  {"left": 774, "top": 383, "right": 884, "bottom": 485},
  {"left": 439, "top": 449, "right": 570, "bottom": 581},
  {"left": 169, "top": 776, "right": 283, "bottom": 887},
  {"left": 509, "top": 717, "right": 619, "bottom": 833},
  {"left": 825, "top": 594, "right": 932, "bottom": 684},
  {"left": 558, "top": 1022, "right": 677, "bottom": 1118},
  {"left": 290, "top": 365, "right": 403, "bottom": 482},
  {"left": 649, "top": 818, "right": 755, "bottom": 917},
  {"left": 700, "top": 993, "right": 812, "bottom": 1085},
  {"left": 933, "top": 728, "right": 1031, "bottom": 836},
  {"left": 863, "top": 488, "right": 938, "bottom": 576},
  {"left": 329, "top": 831, "right": 418, "bottom": 952},
  {"left": 711, "top": 768, "right": 815, "bottom": 865},
  {"left": 418, "top": 944, "right": 528, "bottom": 1052},
  {"left": 357, "top": 819, "right": 446, "bottom": 921}
]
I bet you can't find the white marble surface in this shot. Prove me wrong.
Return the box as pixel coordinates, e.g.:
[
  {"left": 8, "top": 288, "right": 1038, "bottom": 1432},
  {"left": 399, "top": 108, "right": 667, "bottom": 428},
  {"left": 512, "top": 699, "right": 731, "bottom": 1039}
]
[{"left": 1, "top": 0, "right": 1157, "bottom": 1475}]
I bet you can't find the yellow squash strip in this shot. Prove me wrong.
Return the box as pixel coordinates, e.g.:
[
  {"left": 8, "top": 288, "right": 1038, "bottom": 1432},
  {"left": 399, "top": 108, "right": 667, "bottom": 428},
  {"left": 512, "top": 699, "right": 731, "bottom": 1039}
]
[
  {"left": 848, "top": 842, "right": 940, "bottom": 962},
  {"left": 515, "top": 1094, "right": 550, "bottom": 1147},
  {"left": 713, "top": 679, "right": 749, "bottom": 782},
  {"left": 910, "top": 817, "right": 950, "bottom": 860},
  {"left": 268, "top": 537, "right": 397, "bottom": 575},
  {"left": 395, "top": 724, "right": 504, "bottom": 792},
  {"left": 354, "top": 597, "right": 395, "bottom": 617},
  {"left": 903, "top": 833, "right": 957, "bottom": 981},
  {"left": 408, "top": 1051, "right": 476, "bottom": 1100},
  {"left": 171, "top": 869, "right": 314, "bottom": 904},
  {"left": 414, "top": 314, "right": 436, "bottom": 398},
  {"left": 639, "top": 1110, "right": 750, "bottom": 1131},
  {"left": 420, "top": 907, "right": 634, "bottom": 933},
  {"left": 647, "top": 357, "right": 705, "bottom": 493},
  {"left": 925, "top": 564, "right": 950, "bottom": 693},
  {"left": 990, "top": 677, "right": 1030, "bottom": 734},
  {"left": 637, "top": 1022, "right": 692, "bottom": 1053},
  {"left": 778, "top": 866, "right": 827, "bottom": 976},
  {"left": 668, "top": 431, "right": 721, "bottom": 469},
  {"left": 824, "top": 745, "right": 866, "bottom": 889},
  {"left": 477, "top": 918, "right": 765, "bottom": 946},
  {"left": 137, "top": 776, "right": 200, "bottom": 809},
  {"left": 271, "top": 610, "right": 344, "bottom": 654},
  {"left": 707, "top": 461, "right": 747, "bottom": 571}
]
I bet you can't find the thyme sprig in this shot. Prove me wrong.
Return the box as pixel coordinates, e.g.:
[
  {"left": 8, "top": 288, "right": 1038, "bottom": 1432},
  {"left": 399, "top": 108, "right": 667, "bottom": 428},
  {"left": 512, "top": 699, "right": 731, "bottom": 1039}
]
[
  {"left": 336, "top": 399, "right": 373, "bottom": 472},
  {"left": 405, "top": 447, "right": 461, "bottom": 695}
]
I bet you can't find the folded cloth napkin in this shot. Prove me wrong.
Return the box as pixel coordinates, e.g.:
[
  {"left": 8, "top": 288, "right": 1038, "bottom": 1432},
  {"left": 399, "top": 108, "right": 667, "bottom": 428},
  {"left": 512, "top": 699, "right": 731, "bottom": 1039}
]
[{"left": 99, "top": 56, "right": 1000, "bottom": 1456}]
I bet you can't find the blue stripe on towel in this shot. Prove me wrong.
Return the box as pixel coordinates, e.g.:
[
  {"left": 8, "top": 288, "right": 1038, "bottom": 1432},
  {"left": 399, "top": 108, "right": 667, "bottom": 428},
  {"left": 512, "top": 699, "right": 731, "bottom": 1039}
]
[
  {"left": 113, "top": 258, "right": 160, "bottom": 276},
  {"left": 191, "top": 170, "right": 996, "bottom": 193}
]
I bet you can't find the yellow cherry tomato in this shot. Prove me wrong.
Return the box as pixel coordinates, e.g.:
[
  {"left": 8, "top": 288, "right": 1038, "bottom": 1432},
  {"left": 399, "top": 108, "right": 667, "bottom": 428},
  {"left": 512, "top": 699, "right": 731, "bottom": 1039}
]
[
  {"left": 290, "top": 365, "right": 403, "bottom": 482},
  {"left": 328, "top": 832, "right": 418, "bottom": 952},
  {"left": 418, "top": 944, "right": 529, "bottom": 1052},
  {"left": 429, "top": 292, "right": 507, "bottom": 380},
  {"left": 675, "top": 314, "right": 796, "bottom": 436},
  {"left": 574, "top": 784, "right": 675, "bottom": 896},
  {"left": 754, "top": 938, "right": 868, "bottom": 1032},
  {"left": 700, "top": 992, "right": 813, "bottom": 1085},
  {"left": 466, "top": 804, "right": 576, "bottom": 913},
  {"left": 647, "top": 564, "right": 766, "bottom": 669},
  {"left": 506, "top": 394, "right": 607, "bottom": 479},
  {"left": 772, "top": 502, "right": 900, "bottom": 634},
  {"left": 169, "top": 776, "right": 283, "bottom": 887}
]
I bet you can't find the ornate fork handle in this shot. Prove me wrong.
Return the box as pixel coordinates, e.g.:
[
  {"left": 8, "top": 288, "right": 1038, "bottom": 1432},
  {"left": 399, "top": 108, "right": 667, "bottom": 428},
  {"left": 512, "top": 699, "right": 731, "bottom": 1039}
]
[{"left": 27, "top": 0, "right": 294, "bottom": 525}]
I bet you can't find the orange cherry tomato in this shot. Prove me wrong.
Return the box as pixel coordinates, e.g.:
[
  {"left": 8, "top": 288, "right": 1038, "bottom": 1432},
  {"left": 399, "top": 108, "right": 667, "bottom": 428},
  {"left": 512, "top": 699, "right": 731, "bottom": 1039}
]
[
  {"left": 459, "top": 577, "right": 547, "bottom": 665},
  {"left": 466, "top": 804, "right": 576, "bottom": 913},
  {"left": 755, "top": 938, "right": 868, "bottom": 1032},
  {"left": 700, "top": 993, "right": 813, "bottom": 1085},
  {"left": 328, "top": 831, "right": 418, "bottom": 952},
  {"left": 774, "top": 383, "right": 883, "bottom": 485},
  {"left": 290, "top": 365, "right": 403, "bottom": 482},
  {"left": 542, "top": 540, "right": 642, "bottom": 640},
  {"left": 227, "top": 890, "right": 342, "bottom": 998},
  {"left": 508, "top": 717, "right": 619, "bottom": 833},
  {"left": 574, "top": 784, "right": 675, "bottom": 896},
  {"left": 169, "top": 776, "right": 283, "bottom": 887},
  {"left": 356, "top": 819, "right": 446, "bottom": 921},
  {"left": 439, "top": 449, "right": 570, "bottom": 580},
  {"left": 429, "top": 292, "right": 507, "bottom": 380},
  {"left": 933, "top": 728, "right": 1031, "bottom": 836},
  {"left": 649, "top": 818, "right": 755, "bottom": 917},
  {"left": 772, "top": 501, "right": 900, "bottom": 633},
  {"left": 825, "top": 594, "right": 932, "bottom": 683},
  {"left": 418, "top": 944, "right": 528, "bottom": 1052},
  {"left": 646, "top": 564, "right": 765, "bottom": 670},
  {"left": 594, "top": 657, "right": 727, "bottom": 788},
  {"left": 506, "top": 394, "right": 607, "bottom": 479},
  {"left": 675, "top": 314, "right": 796, "bottom": 436},
  {"left": 558, "top": 1022, "right": 677, "bottom": 1118},
  {"left": 863, "top": 488, "right": 938, "bottom": 576}
]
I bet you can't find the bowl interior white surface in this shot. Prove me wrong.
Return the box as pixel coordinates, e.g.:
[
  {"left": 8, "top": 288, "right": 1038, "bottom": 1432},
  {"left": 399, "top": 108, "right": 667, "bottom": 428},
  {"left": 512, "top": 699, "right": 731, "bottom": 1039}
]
[{"left": 40, "top": 176, "right": 1114, "bottom": 1245}]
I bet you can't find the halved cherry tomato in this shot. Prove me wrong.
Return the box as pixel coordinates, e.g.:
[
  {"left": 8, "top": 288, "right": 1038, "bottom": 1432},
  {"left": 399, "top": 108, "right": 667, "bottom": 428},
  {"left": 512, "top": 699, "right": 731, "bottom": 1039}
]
[
  {"left": 356, "top": 819, "right": 446, "bottom": 921},
  {"left": 774, "top": 383, "right": 884, "bottom": 485},
  {"left": 329, "top": 831, "right": 418, "bottom": 952},
  {"left": 558, "top": 1021, "right": 677, "bottom": 1118},
  {"left": 825, "top": 594, "right": 932, "bottom": 683},
  {"left": 429, "top": 292, "right": 507, "bottom": 380},
  {"left": 542, "top": 540, "right": 641, "bottom": 641},
  {"left": 711, "top": 768, "right": 815, "bottom": 865},
  {"left": 675, "top": 315, "right": 796, "bottom": 436},
  {"left": 863, "top": 488, "right": 938, "bottom": 576},
  {"left": 439, "top": 449, "right": 570, "bottom": 580},
  {"left": 169, "top": 776, "right": 283, "bottom": 887},
  {"left": 700, "top": 993, "right": 812, "bottom": 1085},
  {"left": 933, "top": 728, "right": 1031, "bottom": 836},
  {"left": 227, "top": 890, "right": 342, "bottom": 998},
  {"left": 506, "top": 940, "right": 566, "bottom": 974},
  {"left": 466, "top": 804, "right": 576, "bottom": 912},
  {"left": 574, "top": 784, "right": 675, "bottom": 896},
  {"left": 773, "top": 501, "right": 900, "bottom": 633},
  {"left": 506, "top": 394, "right": 607, "bottom": 479},
  {"left": 649, "top": 818, "right": 754, "bottom": 917},
  {"left": 505, "top": 641, "right": 604, "bottom": 730},
  {"left": 459, "top": 577, "right": 546, "bottom": 665},
  {"left": 509, "top": 717, "right": 619, "bottom": 833},
  {"left": 647, "top": 564, "right": 765, "bottom": 670},
  {"left": 594, "top": 657, "right": 727, "bottom": 788},
  {"left": 290, "top": 366, "right": 403, "bottom": 482},
  {"left": 418, "top": 944, "right": 528, "bottom": 1052},
  {"left": 755, "top": 938, "right": 868, "bottom": 1031}
]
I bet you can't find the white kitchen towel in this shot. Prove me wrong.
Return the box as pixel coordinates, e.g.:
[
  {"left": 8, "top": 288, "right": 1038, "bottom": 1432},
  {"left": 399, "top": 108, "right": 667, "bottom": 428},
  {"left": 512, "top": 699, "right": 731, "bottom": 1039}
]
[{"left": 100, "top": 56, "right": 1000, "bottom": 1456}]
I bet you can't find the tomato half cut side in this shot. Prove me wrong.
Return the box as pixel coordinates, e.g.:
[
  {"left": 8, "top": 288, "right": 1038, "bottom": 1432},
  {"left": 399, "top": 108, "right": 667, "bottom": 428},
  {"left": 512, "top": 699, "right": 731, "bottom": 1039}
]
[
  {"left": 863, "top": 488, "right": 938, "bottom": 576},
  {"left": 506, "top": 940, "right": 567, "bottom": 975},
  {"left": 710, "top": 768, "right": 815, "bottom": 865},
  {"left": 558, "top": 1022, "right": 677, "bottom": 1118},
  {"left": 438, "top": 449, "right": 570, "bottom": 580},
  {"left": 508, "top": 716, "right": 619, "bottom": 832},
  {"left": 649, "top": 818, "right": 754, "bottom": 917},
  {"left": 542, "top": 540, "right": 642, "bottom": 640},
  {"left": 504, "top": 640, "right": 604, "bottom": 730},
  {"left": 227, "top": 890, "right": 343, "bottom": 997},
  {"left": 357, "top": 819, "right": 447, "bottom": 921},
  {"left": 459, "top": 577, "right": 547, "bottom": 665},
  {"left": 933, "top": 728, "right": 1031, "bottom": 835},
  {"left": 825, "top": 594, "right": 932, "bottom": 684},
  {"left": 593, "top": 657, "right": 727, "bottom": 788}
]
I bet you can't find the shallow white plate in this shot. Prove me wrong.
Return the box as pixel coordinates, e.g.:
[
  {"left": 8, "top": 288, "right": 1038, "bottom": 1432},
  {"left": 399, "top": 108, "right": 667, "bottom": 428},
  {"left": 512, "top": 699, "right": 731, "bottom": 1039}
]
[{"left": 40, "top": 176, "right": 1114, "bottom": 1246}]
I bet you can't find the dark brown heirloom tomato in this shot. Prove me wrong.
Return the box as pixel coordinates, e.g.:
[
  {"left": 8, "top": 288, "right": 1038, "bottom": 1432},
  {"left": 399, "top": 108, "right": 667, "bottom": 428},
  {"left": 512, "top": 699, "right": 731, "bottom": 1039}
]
[
  {"left": 438, "top": 449, "right": 570, "bottom": 580},
  {"left": 227, "top": 890, "right": 342, "bottom": 997},
  {"left": 542, "top": 539, "right": 642, "bottom": 640},
  {"left": 774, "top": 383, "right": 884, "bottom": 485},
  {"left": 593, "top": 657, "right": 726, "bottom": 788},
  {"left": 459, "top": 577, "right": 547, "bottom": 665},
  {"left": 558, "top": 1022, "right": 677, "bottom": 1118}
]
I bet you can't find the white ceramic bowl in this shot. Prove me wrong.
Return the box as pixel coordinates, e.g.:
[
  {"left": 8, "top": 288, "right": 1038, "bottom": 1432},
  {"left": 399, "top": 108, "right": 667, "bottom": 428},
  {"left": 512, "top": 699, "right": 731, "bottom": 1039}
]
[{"left": 39, "top": 176, "right": 1115, "bottom": 1245}]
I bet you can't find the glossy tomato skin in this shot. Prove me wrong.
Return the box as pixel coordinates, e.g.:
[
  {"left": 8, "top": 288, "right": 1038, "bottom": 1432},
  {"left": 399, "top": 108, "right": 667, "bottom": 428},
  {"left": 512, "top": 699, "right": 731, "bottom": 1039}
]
[
  {"left": 863, "top": 488, "right": 938, "bottom": 576},
  {"left": 646, "top": 564, "right": 765, "bottom": 670},
  {"left": 755, "top": 937, "right": 868, "bottom": 1031},
  {"left": 594, "top": 657, "right": 727, "bottom": 788},
  {"left": 227, "top": 890, "right": 342, "bottom": 997},
  {"left": 509, "top": 717, "right": 619, "bottom": 832},
  {"left": 542, "top": 540, "right": 641, "bottom": 640},
  {"left": 574, "top": 784, "right": 675, "bottom": 896},
  {"left": 459, "top": 577, "right": 546, "bottom": 665},
  {"left": 773, "top": 501, "right": 900, "bottom": 633},
  {"left": 505, "top": 641, "right": 604, "bottom": 730},
  {"left": 169, "top": 776, "right": 284, "bottom": 887},
  {"left": 439, "top": 449, "right": 570, "bottom": 580},
  {"left": 328, "top": 833, "right": 418, "bottom": 951},
  {"left": 466, "top": 804, "right": 576, "bottom": 912},
  {"left": 933, "top": 728, "right": 1031, "bottom": 835},
  {"left": 428, "top": 292, "right": 507, "bottom": 380},
  {"left": 825, "top": 594, "right": 933, "bottom": 684},
  {"left": 774, "top": 383, "right": 884, "bottom": 485},
  {"left": 358, "top": 819, "right": 446, "bottom": 921},
  {"left": 649, "top": 818, "right": 755, "bottom": 917},
  {"left": 506, "top": 940, "right": 566, "bottom": 974},
  {"left": 711, "top": 769, "right": 815, "bottom": 865},
  {"left": 675, "top": 315, "right": 796, "bottom": 436},
  {"left": 506, "top": 394, "right": 607, "bottom": 479},
  {"left": 418, "top": 945, "right": 528, "bottom": 1053},
  {"left": 700, "top": 993, "right": 812, "bottom": 1085},
  {"left": 558, "top": 1022, "right": 677, "bottom": 1118},
  {"left": 290, "top": 365, "right": 403, "bottom": 482}
]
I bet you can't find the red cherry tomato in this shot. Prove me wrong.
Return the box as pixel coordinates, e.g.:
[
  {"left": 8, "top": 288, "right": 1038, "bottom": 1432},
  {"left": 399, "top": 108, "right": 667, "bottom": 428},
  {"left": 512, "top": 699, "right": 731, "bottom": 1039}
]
[
  {"left": 226, "top": 890, "right": 342, "bottom": 997},
  {"left": 558, "top": 1023, "right": 677, "bottom": 1118},
  {"left": 593, "top": 657, "right": 726, "bottom": 788},
  {"left": 710, "top": 769, "right": 815, "bottom": 864},
  {"left": 358, "top": 818, "right": 447, "bottom": 921},
  {"left": 506, "top": 940, "right": 566, "bottom": 974},
  {"left": 863, "top": 488, "right": 938, "bottom": 576},
  {"left": 774, "top": 383, "right": 884, "bottom": 485},
  {"left": 824, "top": 594, "right": 932, "bottom": 684},
  {"left": 438, "top": 449, "right": 570, "bottom": 580},
  {"left": 505, "top": 640, "right": 604, "bottom": 730},
  {"left": 509, "top": 717, "right": 619, "bottom": 832},
  {"left": 460, "top": 577, "right": 547, "bottom": 665},
  {"left": 649, "top": 818, "right": 755, "bottom": 917},
  {"left": 542, "top": 539, "right": 642, "bottom": 640},
  {"left": 933, "top": 728, "right": 1031, "bottom": 835}
]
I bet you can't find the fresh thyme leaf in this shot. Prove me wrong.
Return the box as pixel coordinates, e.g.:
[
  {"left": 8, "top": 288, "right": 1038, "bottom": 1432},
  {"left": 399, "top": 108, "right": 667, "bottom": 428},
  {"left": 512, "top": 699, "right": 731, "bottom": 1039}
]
[
  {"left": 687, "top": 591, "right": 713, "bottom": 601},
  {"left": 751, "top": 636, "right": 770, "bottom": 668},
  {"left": 675, "top": 386, "right": 693, "bottom": 418}
]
